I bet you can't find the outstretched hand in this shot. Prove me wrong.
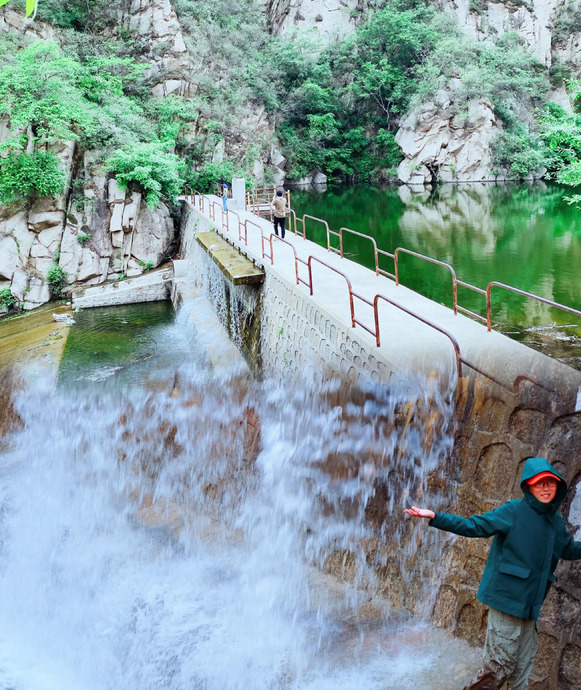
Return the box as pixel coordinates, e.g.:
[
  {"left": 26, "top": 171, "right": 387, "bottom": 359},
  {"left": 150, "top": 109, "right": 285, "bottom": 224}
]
[{"left": 404, "top": 506, "right": 435, "bottom": 520}]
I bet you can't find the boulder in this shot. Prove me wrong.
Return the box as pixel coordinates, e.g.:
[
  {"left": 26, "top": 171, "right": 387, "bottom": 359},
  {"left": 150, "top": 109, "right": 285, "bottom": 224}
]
[
  {"left": 108, "top": 179, "right": 126, "bottom": 204},
  {"left": 28, "top": 211, "right": 65, "bottom": 234},
  {"left": 126, "top": 258, "right": 144, "bottom": 277},
  {"left": 60, "top": 225, "right": 85, "bottom": 284},
  {"left": 22, "top": 275, "right": 50, "bottom": 310},
  {"left": 131, "top": 202, "right": 174, "bottom": 265},
  {"left": 111, "top": 230, "right": 124, "bottom": 248},
  {"left": 0, "top": 235, "right": 20, "bottom": 281},
  {"left": 77, "top": 250, "right": 106, "bottom": 283},
  {"left": 110, "top": 203, "right": 124, "bottom": 233},
  {"left": 37, "top": 225, "right": 63, "bottom": 253},
  {"left": 10, "top": 269, "right": 29, "bottom": 302},
  {"left": 122, "top": 192, "right": 142, "bottom": 232}
]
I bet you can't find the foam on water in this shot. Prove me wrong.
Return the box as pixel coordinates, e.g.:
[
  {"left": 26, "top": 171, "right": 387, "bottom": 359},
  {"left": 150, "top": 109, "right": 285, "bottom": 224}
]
[{"left": 0, "top": 316, "right": 480, "bottom": 689}]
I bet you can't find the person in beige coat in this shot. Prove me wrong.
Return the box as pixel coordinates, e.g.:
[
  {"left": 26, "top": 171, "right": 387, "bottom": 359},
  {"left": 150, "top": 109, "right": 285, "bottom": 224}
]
[{"left": 270, "top": 189, "right": 286, "bottom": 238}]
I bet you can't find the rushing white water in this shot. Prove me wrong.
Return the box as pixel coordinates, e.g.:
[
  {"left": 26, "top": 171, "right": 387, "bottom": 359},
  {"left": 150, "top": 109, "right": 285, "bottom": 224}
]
[{"left": 0, "top": 312, "right": 479, "bottom": 689}]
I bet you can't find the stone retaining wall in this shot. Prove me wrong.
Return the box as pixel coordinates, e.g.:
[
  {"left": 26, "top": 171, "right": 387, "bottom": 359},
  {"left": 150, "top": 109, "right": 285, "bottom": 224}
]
[
  {"left": 260, "top": 270, "right": 393, "bottom": 386},
  {"left": 72, "top": 267, "right": 173, "bottom": 308},
  {"left": 179, "top": 203, "right": 397, "bottom": 388}
]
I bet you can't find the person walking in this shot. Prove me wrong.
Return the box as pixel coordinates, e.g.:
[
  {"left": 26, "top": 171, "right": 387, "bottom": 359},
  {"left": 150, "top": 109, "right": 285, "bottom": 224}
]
[
  {"left": 270, "top": 189, "right": 286, "bottom": 239},
  {"left": 405, "top": 457, "right": 581, "bottom": 690}
]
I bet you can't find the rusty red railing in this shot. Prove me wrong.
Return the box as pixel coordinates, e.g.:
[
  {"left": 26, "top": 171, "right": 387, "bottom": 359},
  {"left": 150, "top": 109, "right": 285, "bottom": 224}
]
[{"left": 486, "top": 282, "right": 581, "bottom": 332}]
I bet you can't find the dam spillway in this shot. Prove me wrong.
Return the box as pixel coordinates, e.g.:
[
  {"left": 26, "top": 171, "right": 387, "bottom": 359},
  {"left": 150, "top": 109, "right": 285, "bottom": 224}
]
[{"left": 0, "top": 303, "right": 483, "bottom": 689}]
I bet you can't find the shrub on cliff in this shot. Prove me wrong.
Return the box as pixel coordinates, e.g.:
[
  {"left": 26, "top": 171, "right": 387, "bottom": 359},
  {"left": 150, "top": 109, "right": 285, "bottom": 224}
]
[
  {"left": 106, "top": 142, "right": 185, "bottom": 208},
  {"left": 0, "top": 151, "right": 66, "bottom": 204}
]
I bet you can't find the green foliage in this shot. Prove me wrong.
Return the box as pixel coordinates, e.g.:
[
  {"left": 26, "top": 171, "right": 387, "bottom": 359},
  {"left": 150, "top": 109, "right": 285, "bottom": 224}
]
[
  {"left": 275, "top": 4, "right": 438, "bottom": 182},
  {"left": 559, "top": 159, "right": 581, "bottom": 207},
  {"left": 77, "top": 232, "right": 92, "bottom": 246},
  {"left": 415, "top": 30, "right": 547, "bottom": 126},
  {"left": 47, "top": 264, "right": 68, "bottom": 300},
  {"left": 106, "top": 142, "right": 185, "bottom": 208},
  {"left": 491, "top": 127, "right": 546, "bottom": 178},
  {"left": 0, "top": 41, "right": 94, "bottom": 147},
  {"left": 150, "top": 95, "right": 198, "bottom": 145},
  {"left": 0, "top": 288, "right": 16, "bottom": 311},
  {"left": 347, "top": 4, "right": 439, "bottom": 120},
  {"left": 537, "top": 102, "right": 581, "bottom": 195},
  {"left": 569, "top": 80, "right": 581, "bottom": 114},
  {"left": 0, "top": 151, "right": 65, "bottom": 203},
  {"left": 185, "top": 161, "right": 236, "bottom": 193},
  {"left": 552, "top": 1, "right": 581, "bottom": 46}
]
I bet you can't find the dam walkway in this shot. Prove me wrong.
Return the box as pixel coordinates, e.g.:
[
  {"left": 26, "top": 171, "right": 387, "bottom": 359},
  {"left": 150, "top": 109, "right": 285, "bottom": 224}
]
[{"left": 182, "top": 191, "right": 581, "bottom": 399}]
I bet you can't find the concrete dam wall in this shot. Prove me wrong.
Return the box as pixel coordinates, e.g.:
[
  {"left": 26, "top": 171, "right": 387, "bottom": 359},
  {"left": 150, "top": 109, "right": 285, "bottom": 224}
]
[{"left": 179, "top": 198, "right": 581, "bottom": 689}]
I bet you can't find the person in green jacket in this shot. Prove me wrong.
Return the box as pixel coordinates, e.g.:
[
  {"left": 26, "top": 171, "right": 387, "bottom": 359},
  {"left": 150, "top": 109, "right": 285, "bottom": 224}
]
[{"left": 405, "top": 457, "right": 581, "bottom": 690}]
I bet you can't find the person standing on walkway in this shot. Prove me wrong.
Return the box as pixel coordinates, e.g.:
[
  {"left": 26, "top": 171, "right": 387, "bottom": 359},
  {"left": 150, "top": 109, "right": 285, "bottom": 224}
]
[
  {"left": 405, "top": 457, "right": 581, "bottom": 690},
  {"left": 222, "top": 183, "right": 228, "bottom": 211},
  {"left": 270, "top": 189, "right": 286, "bottom": 239}
]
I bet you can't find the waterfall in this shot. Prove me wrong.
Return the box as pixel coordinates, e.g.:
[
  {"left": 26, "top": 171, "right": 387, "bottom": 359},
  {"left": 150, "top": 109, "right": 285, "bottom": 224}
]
[{"left": 0, "top": 311, "right": 479, "bottom": 689}]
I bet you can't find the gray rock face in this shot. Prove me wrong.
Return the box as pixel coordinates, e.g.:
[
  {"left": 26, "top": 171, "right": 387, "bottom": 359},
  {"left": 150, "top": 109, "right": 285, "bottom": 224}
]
[
  {"left": 0, "top": 164, "right": 177, "bottom": 309},
  {"left": 131, "top": 203, "right": 174, "bottom": 265},
  {"left": 438, "top": 0, "right": 563, "bottom": 68},
  {"left": 395, "top": 96, "right": 504, "bottom": 184},
  {"left": 126, "top": 0, "right": 190, "bottom": 98},
  {"left": 266, "top": 0, "right": 371, "bottom": 39}
]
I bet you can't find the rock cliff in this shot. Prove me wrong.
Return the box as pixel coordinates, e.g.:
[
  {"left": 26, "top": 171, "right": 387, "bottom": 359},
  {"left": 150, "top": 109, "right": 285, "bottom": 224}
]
[
  {"left": 267, "top": 0, "right": 581, "bottom": 185},
  {"left": 2, "top": 0, "right": 581, "bottom": 311}
]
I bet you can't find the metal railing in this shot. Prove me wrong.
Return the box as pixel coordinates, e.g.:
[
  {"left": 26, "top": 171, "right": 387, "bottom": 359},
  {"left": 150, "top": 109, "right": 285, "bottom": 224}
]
[
  {"left": 246, "top": 187, "right": 291, "bottom": 215},
  {"left": 287, "top": 209, "right": 580, "bottom": 335},
  {"left": 486, "top": 282, "right": 581, "bottom": 332}
]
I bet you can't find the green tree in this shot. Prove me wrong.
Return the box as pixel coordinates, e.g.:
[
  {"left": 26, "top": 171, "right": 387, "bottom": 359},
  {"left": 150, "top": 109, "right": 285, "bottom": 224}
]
[
  {"left": 0, "top": 150, "right": 65, "bottom": 203},
  {"left": 0, "top": 41, "right": 95, "bottom": 150},
  {"left": 106, "top": 142, "right": 185, "bottom": 208}
]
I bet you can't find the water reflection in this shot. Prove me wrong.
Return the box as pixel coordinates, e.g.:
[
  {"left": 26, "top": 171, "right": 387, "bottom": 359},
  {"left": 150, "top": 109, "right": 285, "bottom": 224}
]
[
  {"left": 398, "top": 183, "right": 499, "bottom": 257},
  {"left": 291, "top": 182, "right": 581, "bottom": 364}
]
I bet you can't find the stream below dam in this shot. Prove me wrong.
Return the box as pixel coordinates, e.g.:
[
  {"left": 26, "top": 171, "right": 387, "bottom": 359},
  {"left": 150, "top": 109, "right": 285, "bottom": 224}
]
[{"left": 0, "top": 301, "right": 481, "bottom": 690}]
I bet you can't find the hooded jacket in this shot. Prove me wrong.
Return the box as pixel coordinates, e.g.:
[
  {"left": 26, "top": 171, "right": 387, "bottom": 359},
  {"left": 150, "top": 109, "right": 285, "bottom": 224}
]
[
  {"left": 430, "top": 458, "right": 581, "bottom": 620},
  {"left": 271, "top": 195, "right": 286, "bottom": 218}
]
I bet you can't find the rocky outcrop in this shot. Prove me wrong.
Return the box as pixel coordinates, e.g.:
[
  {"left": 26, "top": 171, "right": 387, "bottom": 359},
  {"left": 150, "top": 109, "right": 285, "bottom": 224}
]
[
  {"left": 0, "top": 151, "right": 176, "bottom": 312},
  {"left": 395, "top": 0, "right": 581, "bottom": 184},
  {"left": 438, "top": 0, "right": 563, "bottom": 68},
  {"left": 266, "top": 0, "right": 372, "bottom": 39},
  {"left": 0, "top": 1, "right": 184, "bottom": 312},
  {"left": 124, "top": 0, "right": 190, "bottom": 98},
  {"left": 395, "top": 93, "right": 508, "bottom": 184}
]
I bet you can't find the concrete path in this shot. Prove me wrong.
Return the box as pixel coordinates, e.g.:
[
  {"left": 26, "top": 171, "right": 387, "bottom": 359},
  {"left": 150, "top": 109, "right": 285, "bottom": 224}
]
[{"left": 185, "top": 195, "right": 581, "bottom": 397}]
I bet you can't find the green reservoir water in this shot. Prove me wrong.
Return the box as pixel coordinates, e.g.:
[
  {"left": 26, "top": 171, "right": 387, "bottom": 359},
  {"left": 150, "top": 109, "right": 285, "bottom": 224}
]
[{"left": 291, "top": 182, "right": 581, "bottom": 369}]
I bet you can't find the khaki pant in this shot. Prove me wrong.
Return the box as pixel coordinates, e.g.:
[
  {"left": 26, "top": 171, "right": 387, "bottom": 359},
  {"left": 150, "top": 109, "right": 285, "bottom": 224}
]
[{"left": 464, "top": 608, "right": 538, "bottom": 690}]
